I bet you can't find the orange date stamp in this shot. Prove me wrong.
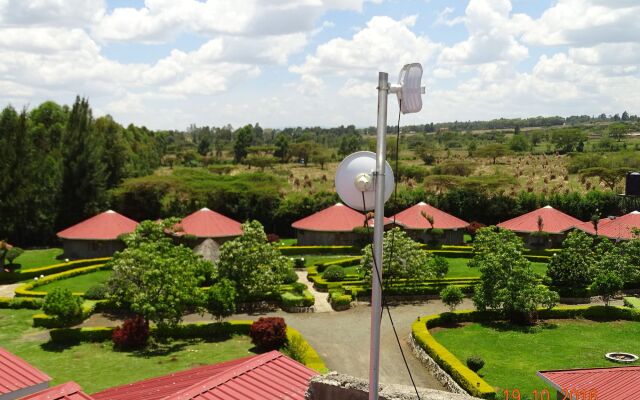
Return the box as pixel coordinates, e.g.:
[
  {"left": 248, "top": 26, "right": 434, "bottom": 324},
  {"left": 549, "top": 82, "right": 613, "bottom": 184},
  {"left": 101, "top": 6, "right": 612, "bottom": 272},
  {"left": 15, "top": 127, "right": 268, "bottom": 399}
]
[{"left": 504, "top": 388, "right": 598, "bottom": 400}]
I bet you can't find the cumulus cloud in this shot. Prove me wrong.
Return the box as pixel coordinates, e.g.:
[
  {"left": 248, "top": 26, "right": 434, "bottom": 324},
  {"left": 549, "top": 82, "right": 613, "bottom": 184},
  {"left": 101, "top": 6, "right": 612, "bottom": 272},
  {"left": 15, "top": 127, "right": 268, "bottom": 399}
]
[{"left": 0, "top": 0, "right": 105, "bottom": 27}]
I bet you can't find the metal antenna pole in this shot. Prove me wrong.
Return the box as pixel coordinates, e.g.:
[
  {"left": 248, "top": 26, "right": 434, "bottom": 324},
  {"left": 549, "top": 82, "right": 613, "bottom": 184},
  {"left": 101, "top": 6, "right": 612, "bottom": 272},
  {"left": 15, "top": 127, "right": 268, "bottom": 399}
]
[{"left": 369, "top": 71, "right": 389, "bottom": 400}]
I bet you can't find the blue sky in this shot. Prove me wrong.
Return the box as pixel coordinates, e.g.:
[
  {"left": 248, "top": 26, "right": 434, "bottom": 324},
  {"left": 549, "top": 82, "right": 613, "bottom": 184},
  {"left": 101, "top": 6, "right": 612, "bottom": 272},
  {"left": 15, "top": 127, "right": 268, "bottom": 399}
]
[{"left": 0, "top": 0, "right": 638, "bottom": 129}]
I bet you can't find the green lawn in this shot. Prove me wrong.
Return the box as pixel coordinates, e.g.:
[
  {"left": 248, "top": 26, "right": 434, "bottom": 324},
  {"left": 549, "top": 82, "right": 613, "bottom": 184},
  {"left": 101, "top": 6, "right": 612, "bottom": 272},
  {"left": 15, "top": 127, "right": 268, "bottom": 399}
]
[
  {"left": 442, "top": 258, "right": 547, "bottom": 278},
  {"left": 14, "top": 248, "right": 63, "bottom": 270},
  {"left": 302, "top": 255, "right": 359, "bottom": 267},
  {"left": 0, "top": 309, "right": 257, "bottom": 393},
  {"left": 432, "top": 319, "right": 640, "bottom": 399},
  {"left": 36, "top": 270, "right": 112, "bottom": 293}
]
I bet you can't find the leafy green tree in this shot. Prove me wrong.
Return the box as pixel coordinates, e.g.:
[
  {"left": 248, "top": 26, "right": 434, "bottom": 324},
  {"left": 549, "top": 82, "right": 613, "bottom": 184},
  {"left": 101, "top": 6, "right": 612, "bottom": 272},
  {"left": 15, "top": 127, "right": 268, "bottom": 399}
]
[
  {"left": 273, "top": 133, "right": 290, "bottom": 162},
  {"left": 197, "top": 136, "right": 211, "bottom": 156},
  {"left": 206, "top": 278, "right": 237, "bottom": 321},
  {"left": 245, "top": 154, "right": 277, "bottom": 171},
  {"left": 550, "top": 128, "right": 587, "bottom": 153},
  {"left": 471, "top": 227, "right": 559, "bottom": 323},
  {"left": 43, "top": 288, "right": 83, "bottom": 325},
  {"left": 289, "top": 141, "right": 316, "bottom": 167},
  {"left": 547, "top": 231, "right": 596, "bottom": 288},
  {"left": 311, "top": 146, "right": 331, "bottom": 169},
  {"left": 217, "top": 220, "right": 293, "bottom": 301},
  {"left": 608, "top": 122, "right": 630, "bottom": 142},
  {"left": 440, "top": 285, "right": 464, "bottom": 311},
  {"left": 509, "top": 134, "right": 530, "bottom": 152},
  {"left": 431, "top": 256, "right": 449, "bottom": 278},
  {"left": 359, "top": 227, "right": 434, "bottom": 288},
  {"left": 415, "top": 143, "right": 436, "bottom": 165},
  {"left": 590, "top": 271, "right": 623, "bottom": 306},
  {"left": 475, "top": 144, "right": 510, "bottom": 164},
  {"left": 95, "top": 115, "right": 129, "bottom": 188},
  {"left": 579, "top": 167, "right": 627, "bottom": 191},
  {"left": 338, "top": 133, "right": 361, "bottom": 157},
  {"left": 107, "top": 220, "right": 210, "bottom": 328},
  {"left": 233, "top": 124, "right": 253, "bottom": 163},
  {"left": 5, "top": 246, "right": 23, "bottom": 267}
]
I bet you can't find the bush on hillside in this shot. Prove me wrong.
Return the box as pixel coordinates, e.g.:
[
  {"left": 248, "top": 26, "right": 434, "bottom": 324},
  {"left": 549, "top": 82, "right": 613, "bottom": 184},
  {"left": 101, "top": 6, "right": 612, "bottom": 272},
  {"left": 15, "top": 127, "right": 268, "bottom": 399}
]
[{"left": 249, "top": 317, "right": 287, "bottom": 350}]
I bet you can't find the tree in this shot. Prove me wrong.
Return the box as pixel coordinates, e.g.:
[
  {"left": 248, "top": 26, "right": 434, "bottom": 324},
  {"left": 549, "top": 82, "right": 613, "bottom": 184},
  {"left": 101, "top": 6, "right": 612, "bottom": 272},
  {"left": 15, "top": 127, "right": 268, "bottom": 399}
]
[
  {"left": 289, "top": 141, "right": 316, "bottom": 167},
  {"left": 590, "top": 271, "right": 623, "bottom": 306},
  {"left": 431, "top": 256, "right": 449, "bottom": 278},
  {"left": 273, "top": 134, "right": 289, "bottom": 163},
  {"left": 5, "top": 246, "right": 23, "bottom": 267},
  {"left": 245, "top": 154, "right": 277, "bottom": 171},
  {"left": 475, "top": 144, "right": 510, "bottom": 164},
  {"left": 206, "top": 278, "right": 237, "bottom": 321},
  {"left": 359, "top": 227, "right": 434, "bottom": 288},
  {"left": 338, "top": 133, "right": 361, "bottom": 157},
  {"left": 440, "top": 285, "right": 464, "bottom": 311},
  {"left": 43, "top": 288, "right": 83, "bottom": 325},
  {"left": 546, "top": 231, "right": 596, "bottom": 288},
  {"left": 621, "top": 111, "right": 630, "bottom": 121},
  {"left": 471, "top": 227, "right": 559, "bottom": 323},
  {"left": 233, "top": 125, "right": 253, "bottom": 163},
  {"left": 107, "top": 220, "right": 210, "bottom": 328},
  {"left": 509, "top": 135, "right": 530, "bottom": 152},
  {"left": 608, "top": 122, "right": 630, "bottom": 142},
  {"left": 550, "top": 128, "right": 587, "bottom": 153},
  {"left": 415, "top": 143, "right": 436, "bottom": 165},
  {"left": 197, "top": 136, "right": 211, "bottom": 156},
  {"left": 311, "top": 146, "right": 331, "bottom": 169},
  {"left": 217, "top": 220, "right": 293, "bottom": 301},
  {"left": 580, "top": 167, "right": 627, "bottom": 191}
]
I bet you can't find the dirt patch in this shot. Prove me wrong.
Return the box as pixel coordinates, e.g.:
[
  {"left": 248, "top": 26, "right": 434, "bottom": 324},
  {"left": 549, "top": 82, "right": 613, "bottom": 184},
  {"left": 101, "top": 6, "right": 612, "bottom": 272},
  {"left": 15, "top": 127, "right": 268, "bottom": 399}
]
[{"left": 428, "top": 322, "right": 473, "bottom": 334}]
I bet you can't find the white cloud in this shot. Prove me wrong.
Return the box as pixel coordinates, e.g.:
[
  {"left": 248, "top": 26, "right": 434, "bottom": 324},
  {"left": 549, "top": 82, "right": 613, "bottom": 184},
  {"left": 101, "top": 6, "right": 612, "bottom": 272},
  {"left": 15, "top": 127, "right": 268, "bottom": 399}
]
[
  {"left": 0, "top": 0, "right": 105, "bottom": 27},
  {"left": 433, "top": 7, "right": 464, "bottom": 27},
  {"left": 569, "top": 43, "right": 640, "bottom": 66}
]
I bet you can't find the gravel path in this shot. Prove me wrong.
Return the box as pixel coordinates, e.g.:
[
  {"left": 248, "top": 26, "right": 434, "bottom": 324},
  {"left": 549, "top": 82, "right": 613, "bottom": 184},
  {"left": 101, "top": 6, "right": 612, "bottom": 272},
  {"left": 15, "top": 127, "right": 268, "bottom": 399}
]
[
  {"left": 295, "top": 271, "right": 332, "bottom": 313},
  {"left": 0, "top": 283, "right": 20, "bottom": 298}
]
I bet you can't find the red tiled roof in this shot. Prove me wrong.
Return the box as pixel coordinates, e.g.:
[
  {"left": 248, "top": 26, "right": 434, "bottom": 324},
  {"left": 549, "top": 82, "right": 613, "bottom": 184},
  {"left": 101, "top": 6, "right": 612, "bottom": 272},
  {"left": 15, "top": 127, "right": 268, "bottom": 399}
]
[
  {"left": 0, "top": 347, "right": 50, "bottom": 395},
  {"left": 175, "top": 208, "right": 243, "bottom": 238},
  {"left": 292, "top": 203, "right": 390, "bottom": 232},
  {"left": 576, "top": 211, "right": 640, "bottom": 240},
  {"left": 92, "top": 351, "right": 317, "bottom": 400},
  {"left": 57, "top": 211, "right": 138, "bottom": 241},
  {"left": 538, "top": 366, "right": 640, "bottom": 400},
  {"left": 497, "top": 206, "right": 585, "bottom": 234},
  {"left": 21, "top": 382, "right": 95, "bottom": 400},
  {"left": 392, "top": 202, "right": 469, "bottom": 230}
]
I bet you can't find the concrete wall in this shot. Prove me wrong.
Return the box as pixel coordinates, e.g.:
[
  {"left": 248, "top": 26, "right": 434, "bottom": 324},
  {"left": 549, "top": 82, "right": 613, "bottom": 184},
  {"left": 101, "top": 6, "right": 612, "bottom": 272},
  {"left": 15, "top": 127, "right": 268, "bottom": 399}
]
[
  {"left": 62, "top": 239, "right": 124, "bottom": 259},
  {"left": 296, "top": 230, "right": 362, "bottom": 246}
]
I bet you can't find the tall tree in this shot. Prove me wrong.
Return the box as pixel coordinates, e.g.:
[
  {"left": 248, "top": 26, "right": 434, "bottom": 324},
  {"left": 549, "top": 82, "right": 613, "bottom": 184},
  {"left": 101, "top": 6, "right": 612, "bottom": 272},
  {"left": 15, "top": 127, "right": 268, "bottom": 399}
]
[
  {"left": 58, "top": 97, "right": 108, "bottom": 228},
  {"left": 95, "top": 115, "right": 129, "bottom": 188},
  {"left": 233, "top": 124, "right": 253, "bottom": 163}
]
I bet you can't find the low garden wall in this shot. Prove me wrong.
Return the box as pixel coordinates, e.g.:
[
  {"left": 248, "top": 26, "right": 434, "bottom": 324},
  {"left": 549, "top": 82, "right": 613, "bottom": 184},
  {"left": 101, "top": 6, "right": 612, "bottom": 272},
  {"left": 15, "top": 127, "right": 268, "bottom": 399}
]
[{"left": 411, "top": 306, "right": 640, "bottom": 400}]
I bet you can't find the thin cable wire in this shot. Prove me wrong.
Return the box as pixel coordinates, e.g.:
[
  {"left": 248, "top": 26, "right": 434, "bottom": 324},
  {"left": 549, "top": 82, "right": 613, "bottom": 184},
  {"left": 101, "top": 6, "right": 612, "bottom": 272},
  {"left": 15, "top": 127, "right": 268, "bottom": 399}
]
[{"left": 363, "top": 99, "right": 421, "bottom": 399}]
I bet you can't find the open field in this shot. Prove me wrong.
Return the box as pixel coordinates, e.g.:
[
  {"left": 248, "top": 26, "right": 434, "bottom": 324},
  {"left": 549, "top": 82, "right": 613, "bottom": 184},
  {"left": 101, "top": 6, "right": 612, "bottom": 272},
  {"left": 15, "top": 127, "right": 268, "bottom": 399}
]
[
  {"left": 431, "top": 319, "right": 640, "bottom": 399},
  {"left": 36, "top": 270, "right": 112, "bottom": 293},
  {"left": 0, "top": 309, "right": 257, "bottom": 393},
  {"left": 14, "top": 248, "right": 63, "bottom": 270}
]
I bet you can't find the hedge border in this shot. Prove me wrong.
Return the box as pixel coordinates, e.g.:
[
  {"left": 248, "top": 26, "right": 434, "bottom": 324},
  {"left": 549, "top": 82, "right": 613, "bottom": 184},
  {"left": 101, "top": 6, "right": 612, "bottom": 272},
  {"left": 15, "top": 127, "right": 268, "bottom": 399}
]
[
  {"left": 0, "top": 296, "right": 43, "bottom": 309},
  {"left": 279, "top": 246, "right": 360, "bottom": 256},
  {"left": 33, "top": 300, "right": 101, "bottom": 328},
  {"left": 15, "top": 264, "right": 110, "bottom": 298},
  {"left": 412, "top": 305, "right": 640, "bottom": 400},
  {"left": 0, "top": 258, "right": 111, "bottom": 284},
  {"left": 624, "top": 296, "right": 640, "bottom": 309}
]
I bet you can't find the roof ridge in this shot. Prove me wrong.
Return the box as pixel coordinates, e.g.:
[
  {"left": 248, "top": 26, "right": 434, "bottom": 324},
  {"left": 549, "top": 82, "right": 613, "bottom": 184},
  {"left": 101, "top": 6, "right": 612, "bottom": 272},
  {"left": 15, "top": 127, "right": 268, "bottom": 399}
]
[{"left": 164, "top": 351, "right": 283, "bottom": 400}]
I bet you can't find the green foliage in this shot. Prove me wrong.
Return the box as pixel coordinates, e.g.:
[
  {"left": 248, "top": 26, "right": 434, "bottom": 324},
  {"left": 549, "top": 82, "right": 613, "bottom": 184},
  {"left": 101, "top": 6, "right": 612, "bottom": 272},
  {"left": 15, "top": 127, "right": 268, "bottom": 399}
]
[
  {"left": 431, "top": 256, "right": 449, "bottom": 278},
  {"left": 471, "top": 227, "right": 559, "bottom": 323},
  {"left": 550, "top": 127, "right": 587, "bottom": 153},
  {"left": 43, "top": 288, "right": 83, "bottom": 325},
  {"left": 624, "top": 297, "right": 640, "bottom": 309},
  {"left": 283, "top": 267, "right": 299, "bottom": 284},
  {"left": 5, "top": 247, "right": 24, "bottom": 266},
  {"left": 441, "top": 285, "right": 464, "bottom": 311},
  {"left": 323, "top": 265, "right": 346, "bottom": 282},
  {"left": 329, "top": 290, "right": 352, "bottom": 310},
  {"left": 0, "top": 297, "right": 43, "bottom": 309},
  {"left": 233, "top": 124, "right": 253, "bottom": 163},
  {"left": 285, "top": 332, "right": 311, "bottom": 364},
  {"left": 360, "top": 228, "right": 434, "bottom": 288},
  {"left": 432, "top": 161, "right": 475, "bottom": 176},
  {"left": 84, "top": 284, "right": 109, "bottom": 300},
  {"left": 466, "top": 355, "right": 485, "bottom": 372},
  {"left": 547, "top": 231, "right": 596, "bottom": 288},
  {"left": 108, "top": 220, "right": 209, "bottom": 327},
  {"left": 508, "top": 134, "right": 530, "bottom": 152},
  {"left": 217, "top": 220, "right": 292, "bottom": 301},
  {"left": 591, "top": 271, "right": 624, "bottom": 306},
  {"left": 206, "top": 279, "right": 237, "bottom": 321},
  {"left": 475, "top": 144, "right": 510, "bottom": 164}
]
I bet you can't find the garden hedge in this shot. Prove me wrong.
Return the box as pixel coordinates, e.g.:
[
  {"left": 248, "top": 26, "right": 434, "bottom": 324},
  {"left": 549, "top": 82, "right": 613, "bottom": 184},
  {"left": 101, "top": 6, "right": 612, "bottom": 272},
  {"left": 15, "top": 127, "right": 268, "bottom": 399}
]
[
  {"left": 624, "top": 297, "right": 640, "bottom": 309},
  {"left": 0, "top": 296, "right": 43, "bottom": 309},
  {"left": 281, "top": 290, "right": 315, "bottom": 309},
  {"left": 15, "top": 264, "right": 110, "bottom": 298},
  {"left": 412, "top": 305, "right": 640, "bottom": 400},
  {"left": 33, "top": 300, "right": 101, "bottom": 328},
  {"left": 0, "top": 258, "right": 111, "bottom": 284},
  {"left": 286, "top": 327, "right": 328, "bottom": 372},
  {"left": 279, "top": 246, "right": 360, "bottom": 256},
  {"left": 329, "top": 290, "right": 352, "bottom": 311}
]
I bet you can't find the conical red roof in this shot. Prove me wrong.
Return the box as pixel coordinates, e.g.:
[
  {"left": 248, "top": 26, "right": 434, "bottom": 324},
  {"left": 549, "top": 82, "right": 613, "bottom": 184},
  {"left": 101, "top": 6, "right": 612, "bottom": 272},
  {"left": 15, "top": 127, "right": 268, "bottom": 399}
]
[
  {"left": 497, "top": 205, "right": 584, "bottom": 234},
  {"left": 576, "top": 211, "right": 640, "bottom": 240},
  {"left": 57, "top": 211, "right": 138, "bottom": 240},
  {"left": 176, "top": 208, "right": 242, "bottom": 238},
  {"left": 392, "top": 202, "right": 468, "bottom": 230},
  {"left": 292, "top": 203, "right": 370, "bottom": 232}
]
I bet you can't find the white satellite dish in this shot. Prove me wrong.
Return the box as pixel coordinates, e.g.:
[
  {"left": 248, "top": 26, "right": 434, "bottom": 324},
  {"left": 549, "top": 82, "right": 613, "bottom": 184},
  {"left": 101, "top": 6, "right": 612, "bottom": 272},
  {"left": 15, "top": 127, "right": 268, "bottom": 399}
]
[{"left": 335, "top": 151, "right": 395, "bottom": 211}]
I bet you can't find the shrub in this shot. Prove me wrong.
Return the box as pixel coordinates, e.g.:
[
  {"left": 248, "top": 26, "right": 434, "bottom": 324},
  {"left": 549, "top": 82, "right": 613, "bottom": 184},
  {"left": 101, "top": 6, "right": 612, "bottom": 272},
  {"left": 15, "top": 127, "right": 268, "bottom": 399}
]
[
  {"left": 5, "top": 247, "right": 24, "bottom": 268},
  {"left": 207, "top": 279, "right": 237, "bottom": 321},
  {"left": 43, "top": 288, "right": 82, "bottom": 325},
  {"left": 466, "top": 356, "right": 485, "bottom": 372},
  {"left": 590, "top": 271, "right": 624, "bottom": 306},
  {"left": 293, "top": 258, "right": 306, "bottom": 269},
  {"left": 440, "top": 285, "right": 464, "bottom": 311},
  {"left": 266, "top": 233, "right": 280, "bottom": 243},
  {"left": 84, "top": 284, "right": 109, "bottom": 300},
  {"left": 249, "top": 317, "right": 287, "bottom": 350},
  {"left": 431, "top": 256, "right": 449, "bottom": 278},
  {"left": 285, "top": 332, "right": 310, "bottom": 364},
  {"left": 323, "top": 265, "right": 346, "bottom": 282},
  {"left": 283, "top": 268, "right": 299, "bottom": 284},
  {"left": 112, "top": 316, "right": 149, "bottom": 350}
]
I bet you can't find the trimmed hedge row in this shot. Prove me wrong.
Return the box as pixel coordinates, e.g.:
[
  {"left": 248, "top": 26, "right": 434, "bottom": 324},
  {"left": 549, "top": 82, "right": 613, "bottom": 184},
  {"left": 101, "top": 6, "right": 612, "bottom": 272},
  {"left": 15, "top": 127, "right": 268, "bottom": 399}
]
[
  {"left": 15, "top": 264, "right": 110, "bottom": 298},
  {"left": 33, "top": 300, "right": 101, "bottom": 328},
  {"left": 281, "top": 290, "right": 314, "bottom": 309},
  {"left": 286, "top": 327, "right": 329, "bottom": 372},
  {"left": 624, "top": 297, "right": 640, "bottom": 309},
  {"left": 412, "top": 306, "right": 640, "bottom": 399},
  {"left": 278, "top": 246, "right": 360, "bottom": 256},
  {"left": 0, "top": 296, "right": 43, "bottom": 309},
  {"left": 0, "top": 258, "right": 111, "bottom": 283},
  {"left": 329, "top": 290, "right": 352, "bottom": 311}
]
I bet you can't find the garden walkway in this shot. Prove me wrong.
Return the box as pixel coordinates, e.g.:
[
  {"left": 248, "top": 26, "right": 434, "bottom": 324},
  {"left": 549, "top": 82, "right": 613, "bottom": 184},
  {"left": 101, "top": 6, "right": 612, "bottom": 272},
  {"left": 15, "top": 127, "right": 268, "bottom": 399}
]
[
  {"left": 0, "top": 283, "right": 20, "bottom": 298},
  {"left": 295, "top": 271, "right": 332, "bottom": 313}
]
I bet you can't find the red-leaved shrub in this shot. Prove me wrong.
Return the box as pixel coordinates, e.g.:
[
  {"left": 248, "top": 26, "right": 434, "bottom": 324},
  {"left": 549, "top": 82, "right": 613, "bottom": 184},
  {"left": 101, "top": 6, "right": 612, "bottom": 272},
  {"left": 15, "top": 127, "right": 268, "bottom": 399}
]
[
  {"left": 466, "top": 221, "right": 486, "bottom": 237},
  {"left": 249, "top": 317, "right": 287, "bottom": 350},
  {"left": 112, "top": 316, "right": 149, "bottom": 350},
  {"left": 266, "top": 233, "right": 280, "bottom": 243}
]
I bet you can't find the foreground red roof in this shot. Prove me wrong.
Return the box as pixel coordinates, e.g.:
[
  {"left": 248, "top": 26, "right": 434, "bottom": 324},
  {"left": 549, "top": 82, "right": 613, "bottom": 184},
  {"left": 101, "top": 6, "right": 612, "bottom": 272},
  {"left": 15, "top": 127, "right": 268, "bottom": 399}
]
[
  {"left": 576, "top": 211, "right": 640, "bottom": 240},
  {"left": 57, "top": 211, "right": 138, "bottom": 240},
  {"left": 175, "top": 208, "right": 243, "bottom": 238},
  {"left": 0, "top": 347, "right": 50, "bottom": 395},
  {"left": 92, "top": 351, "right": 317, "bottom": 400},
  {"left": 538, "top": 366, "right": 640, "bottom": 400},
  {"left": 292, "top": 203, "right": 390, "bottom": 232},
  {"left": 392, "top": 202, "right": 469, "bottom": 230},
  {"left": 497, "top": 206, "right": 585, "bottom": 234},
  {"left": 21, "top": 382, "right": 95, "bottom": 400}
]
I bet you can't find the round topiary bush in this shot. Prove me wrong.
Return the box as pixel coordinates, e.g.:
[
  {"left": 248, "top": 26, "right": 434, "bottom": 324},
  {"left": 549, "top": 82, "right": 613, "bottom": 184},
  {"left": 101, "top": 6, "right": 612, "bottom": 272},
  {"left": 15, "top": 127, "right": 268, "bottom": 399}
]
[
  {"left": 293, "top": 258, "right": 305, "bottom": 269},
  {"left": 249, "top": 317, "right": 287, "bottom": 350},
  {"left": 84, "top": 284, "right": 109, "bottom": 300},
  {"left": 43, "top": 288, "right": 82, "bottom": 325},
  {"left": 323, "top": 265, "right": 346, "bottom": 282},
  {"left": 283, "top": 268, "right": 299, "bottom": 284},
  {"left": 466, "top": 355, "right": 485, "bottom": 372}
]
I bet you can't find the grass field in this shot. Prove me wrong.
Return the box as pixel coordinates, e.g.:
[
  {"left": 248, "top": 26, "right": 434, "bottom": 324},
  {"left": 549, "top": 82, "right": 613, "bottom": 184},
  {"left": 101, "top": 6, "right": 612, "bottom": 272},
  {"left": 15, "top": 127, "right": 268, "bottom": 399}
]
[
  {"left": 36, "top": 270, "right": 112, "bottom": 293},
  {"left": 14, "top": 248, "right": 63, "bottom": 270},
  {"left": 0, "top": 309, "right": 257, "bottom": 393},
  {"left": 431, "top": 319, "right": 640, "bottom": 399}
]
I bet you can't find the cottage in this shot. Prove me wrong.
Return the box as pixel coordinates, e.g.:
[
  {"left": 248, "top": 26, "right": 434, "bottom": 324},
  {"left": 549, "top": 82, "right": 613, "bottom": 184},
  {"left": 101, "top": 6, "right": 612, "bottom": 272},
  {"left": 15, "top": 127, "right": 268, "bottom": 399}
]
[
  {"left": 174, "top": 208, "right": 243, "bottom": 261},
  {"left": 0, "top": 346, "right": 51, "bottom": 400},
  {"left": 497, "top": 205, "right": 585, "bottom": 248},
  {"left": 56, "top": 210, "right": 138, "bottom": 259},
  {"left": 576, "top": 210, "right": 640, "bottom": 241},
  {"left": 392, "top": 202, "right": 469, "bottom": 245}
]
